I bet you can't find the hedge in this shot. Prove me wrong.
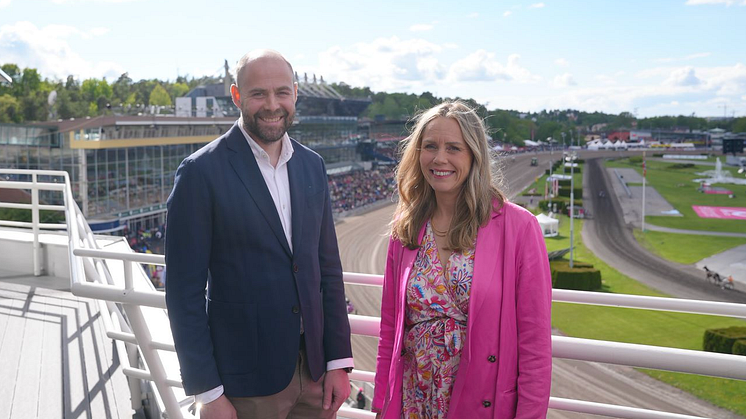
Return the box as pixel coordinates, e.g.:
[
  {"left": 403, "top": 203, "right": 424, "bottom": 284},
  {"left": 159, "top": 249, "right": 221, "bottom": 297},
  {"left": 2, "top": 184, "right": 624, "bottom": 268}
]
[
  {"left": 539, "top": 198, "right": 584, "bottom": 214},
  {"left": 733, "top": 340, "right": 746, "bottom": 356},
  {"left": 550, "top": 260, "right": 602, "bottom": 291},
  {"left": 703, "top": 327, "right": 746, "bottom": 354},
  {"left": 558, "top": 188, "right": 583, "bottom": 199}
]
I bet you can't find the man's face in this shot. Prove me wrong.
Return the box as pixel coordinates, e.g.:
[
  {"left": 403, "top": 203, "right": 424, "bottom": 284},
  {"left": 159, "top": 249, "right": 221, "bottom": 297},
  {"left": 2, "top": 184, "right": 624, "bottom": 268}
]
[{"left": 232, "top": 56, "right": 297, "bottom": 144}]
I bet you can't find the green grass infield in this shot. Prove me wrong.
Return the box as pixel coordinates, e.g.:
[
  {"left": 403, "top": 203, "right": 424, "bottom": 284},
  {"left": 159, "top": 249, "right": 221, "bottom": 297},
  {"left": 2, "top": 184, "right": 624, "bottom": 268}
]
[{"left": 545, "top": 215, "right": 746, "bottom": 415}]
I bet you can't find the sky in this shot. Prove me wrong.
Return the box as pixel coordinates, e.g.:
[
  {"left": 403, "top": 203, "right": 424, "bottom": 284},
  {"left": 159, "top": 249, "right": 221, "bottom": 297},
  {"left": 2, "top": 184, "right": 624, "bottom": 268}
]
[{"left": 1, "top": 0, "right": 745, "bottom": 118}]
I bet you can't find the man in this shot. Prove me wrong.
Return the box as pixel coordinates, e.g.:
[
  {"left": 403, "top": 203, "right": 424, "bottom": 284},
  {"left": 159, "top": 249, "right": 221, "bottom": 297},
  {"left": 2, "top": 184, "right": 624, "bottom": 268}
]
[{"left": 165, "top": 49, "right": 353, "bottom": 419}]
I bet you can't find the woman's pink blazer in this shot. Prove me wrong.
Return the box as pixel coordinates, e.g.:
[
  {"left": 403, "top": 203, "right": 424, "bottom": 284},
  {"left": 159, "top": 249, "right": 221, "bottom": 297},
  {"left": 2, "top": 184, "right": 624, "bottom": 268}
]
[{"left": 373, "top": 202, "right": 552, "bottom": 418}]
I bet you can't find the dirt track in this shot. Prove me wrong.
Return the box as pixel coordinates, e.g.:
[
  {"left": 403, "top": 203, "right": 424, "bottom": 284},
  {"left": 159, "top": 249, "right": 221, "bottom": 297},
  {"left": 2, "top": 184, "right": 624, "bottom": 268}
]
[{"left": 335, "top": 152, "right": 742, "bottom": 418}]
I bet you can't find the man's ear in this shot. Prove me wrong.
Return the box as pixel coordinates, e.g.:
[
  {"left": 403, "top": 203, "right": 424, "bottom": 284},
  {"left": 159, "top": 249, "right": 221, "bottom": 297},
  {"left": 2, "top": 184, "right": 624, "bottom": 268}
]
[
  {"left": 230, "top": 84, "right": 241, "bottom": 108},
  {"left": 293, "top": 82, "right": 298, "bottom": 104}
]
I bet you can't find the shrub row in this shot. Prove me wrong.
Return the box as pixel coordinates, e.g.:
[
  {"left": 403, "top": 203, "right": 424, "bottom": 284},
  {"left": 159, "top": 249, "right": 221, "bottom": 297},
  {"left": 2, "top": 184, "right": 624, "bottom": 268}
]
[
  {"left": 558, "top": 188, "right": 583, "bottom": 199},
  {"left": 703, "top": 327, "right": 746, "bottom": 356},
  {"left": 550, "top": 260, "right": 602, "bottom": 291}
]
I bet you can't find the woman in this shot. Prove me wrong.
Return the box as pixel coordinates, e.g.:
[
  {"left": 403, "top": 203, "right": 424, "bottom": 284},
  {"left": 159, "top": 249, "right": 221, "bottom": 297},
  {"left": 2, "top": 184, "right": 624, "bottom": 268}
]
[{"left": 372, "top": 101, "right": 552, "bottom": 419}]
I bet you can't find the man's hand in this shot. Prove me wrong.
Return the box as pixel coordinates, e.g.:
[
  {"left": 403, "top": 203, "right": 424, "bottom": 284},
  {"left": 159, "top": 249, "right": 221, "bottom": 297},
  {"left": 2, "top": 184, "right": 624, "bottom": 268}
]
[
  {"left": 199, "top": 395, "right": 237, "bottom": 419},
  {"left": 322, "top": 369, "right": 351, "bottom": 412}
]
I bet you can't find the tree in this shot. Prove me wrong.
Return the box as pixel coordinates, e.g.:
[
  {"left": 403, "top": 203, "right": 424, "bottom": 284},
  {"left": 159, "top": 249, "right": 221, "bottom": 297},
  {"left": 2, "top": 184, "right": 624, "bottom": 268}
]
[
  {"left": 168, "top": 82, "right": 189, "bottom": 99},
  {"left": 149, "top": 84, "right": 172, "bottom": 106},
  {"left": 733, "top": 117, "right": 746, "bottom": 133},
  {"left": 0, "top": 94, "right": 21, "bottom": 123},
  {"left": 112, "top": 73, "right": 133, "bottom": 106}
]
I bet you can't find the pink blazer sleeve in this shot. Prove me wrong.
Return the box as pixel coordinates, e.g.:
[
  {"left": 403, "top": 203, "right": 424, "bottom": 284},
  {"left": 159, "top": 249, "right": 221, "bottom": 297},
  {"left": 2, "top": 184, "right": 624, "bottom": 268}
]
[
  {"left": 515, "top": 216, "right": 553, "bottom": 418},
  {"left": 372, "top": 236, "right": 398, "bottom": 412}
]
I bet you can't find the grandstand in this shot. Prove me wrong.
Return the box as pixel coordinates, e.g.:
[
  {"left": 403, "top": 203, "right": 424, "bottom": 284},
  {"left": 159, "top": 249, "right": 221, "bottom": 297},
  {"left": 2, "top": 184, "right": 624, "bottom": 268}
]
[{"left": 0, "top": 66, "right": 394, "bottom": 234}]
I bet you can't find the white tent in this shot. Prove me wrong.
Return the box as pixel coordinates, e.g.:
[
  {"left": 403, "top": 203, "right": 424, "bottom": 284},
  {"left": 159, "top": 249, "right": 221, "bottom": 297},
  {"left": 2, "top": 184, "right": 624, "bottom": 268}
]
[{"left": 535, "top": 213, "right": 559, "bottom": 237}]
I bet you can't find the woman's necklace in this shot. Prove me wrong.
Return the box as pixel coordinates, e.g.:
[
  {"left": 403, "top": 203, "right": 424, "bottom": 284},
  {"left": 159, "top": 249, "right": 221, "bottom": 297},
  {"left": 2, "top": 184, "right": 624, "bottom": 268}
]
[{"left": 431, "top": 221, "right": 449, "bottom": 237}]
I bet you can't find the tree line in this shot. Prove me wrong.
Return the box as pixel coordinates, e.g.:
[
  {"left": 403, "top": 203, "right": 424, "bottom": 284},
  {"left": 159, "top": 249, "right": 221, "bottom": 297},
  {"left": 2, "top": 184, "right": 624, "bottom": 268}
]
[{"left": 1, "top": 63, "right": 744, "bottom": 147}]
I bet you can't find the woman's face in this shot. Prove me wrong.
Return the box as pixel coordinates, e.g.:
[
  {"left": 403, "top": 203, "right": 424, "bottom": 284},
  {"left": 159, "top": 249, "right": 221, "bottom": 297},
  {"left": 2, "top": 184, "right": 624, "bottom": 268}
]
[{"left": 419, "top": 116, "right": 473, "bottom": 202}]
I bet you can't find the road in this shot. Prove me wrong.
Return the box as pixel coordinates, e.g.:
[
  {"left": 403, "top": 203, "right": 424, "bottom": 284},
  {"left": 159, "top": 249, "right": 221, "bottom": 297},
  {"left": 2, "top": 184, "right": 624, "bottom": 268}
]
[{"left": 335, "top": 151, "right": 741, "bottom": 418}]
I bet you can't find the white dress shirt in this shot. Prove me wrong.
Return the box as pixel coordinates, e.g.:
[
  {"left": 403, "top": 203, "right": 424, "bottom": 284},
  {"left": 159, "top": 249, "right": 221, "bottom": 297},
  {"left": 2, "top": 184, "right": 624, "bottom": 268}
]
[{"left": 195, "top": 122, "right": 352, "bottom": 405}]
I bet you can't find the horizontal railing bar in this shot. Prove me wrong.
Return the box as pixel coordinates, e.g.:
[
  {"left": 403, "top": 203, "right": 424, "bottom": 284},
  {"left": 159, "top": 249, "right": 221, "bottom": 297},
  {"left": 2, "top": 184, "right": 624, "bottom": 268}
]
[
  {"left": 0, "top": 220, "right": 67, "bottom": 230},
  {"left": 549, "top": 397, "right": 707, "bottom": 419},
  {"left": 343, "top": 273, "right": 746, "bottom": 319},
  {"left": 107, "top": 330, "right": 175, "bottom": 352},
  {"left": 71, "top": 282, "right": 166, "bottom": 309},
  {"left": 338, "top": 406, "right": 376, "bottom": 419},
  {"left": 348, "top": 370, "right": 375, "bottom": 383},
  {"left": 0, "top": 180, "right": 66, "bottom": 191},
  {"left": 553, "top": 335, "right": 746, "bottom": 381},
  {"left": 122, "top": 367, "right": 182, "bottom": 388},
  {"left": 553, "top": 289, "right": 746, "bottom": 319},
  {"left": 0, "top": 220, "right": 33, "bottom": 228},
  {"left": 344, "top": 272, "right": 384, "bottom": 287},
  {"left": 74, "top": 248, "right": 165, "bottom": 264},
  {"left": 0, "top": 168, "right": 69, "bottom": 177},
  {"left": 0, "top": 202, "right": 64, "bottom": 211}
]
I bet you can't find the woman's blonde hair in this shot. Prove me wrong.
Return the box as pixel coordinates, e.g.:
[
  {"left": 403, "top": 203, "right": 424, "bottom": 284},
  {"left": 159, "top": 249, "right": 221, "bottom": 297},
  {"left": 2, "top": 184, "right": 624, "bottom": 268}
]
[{"left": 392, "top": 100, "right": 506, "bottom": 250}]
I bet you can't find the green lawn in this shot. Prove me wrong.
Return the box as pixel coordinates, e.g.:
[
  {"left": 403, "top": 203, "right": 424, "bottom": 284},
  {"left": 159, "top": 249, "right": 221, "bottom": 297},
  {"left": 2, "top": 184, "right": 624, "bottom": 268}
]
[
  {"left": 546, "top": 215, "right": 746, "bottom": 415},
  {"left": 633, "top": 229, "right": 746, "bottom": 265},
  {"left": 605, "top": 158, "right": 746, "bottom": 233}
]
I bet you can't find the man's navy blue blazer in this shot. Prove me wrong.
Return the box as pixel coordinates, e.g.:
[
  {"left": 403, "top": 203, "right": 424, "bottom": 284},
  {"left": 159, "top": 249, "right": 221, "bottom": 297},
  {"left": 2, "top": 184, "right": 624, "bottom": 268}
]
[{"left": 165, "top": 122, "right": 352, "bottom": 397}]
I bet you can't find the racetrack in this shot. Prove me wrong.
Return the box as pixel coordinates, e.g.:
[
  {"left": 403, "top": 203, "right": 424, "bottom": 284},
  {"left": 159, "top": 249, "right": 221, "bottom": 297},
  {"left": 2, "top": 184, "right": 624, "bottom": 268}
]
[{"left": 335, "top": 151, "right": 742, "bottom": 418}]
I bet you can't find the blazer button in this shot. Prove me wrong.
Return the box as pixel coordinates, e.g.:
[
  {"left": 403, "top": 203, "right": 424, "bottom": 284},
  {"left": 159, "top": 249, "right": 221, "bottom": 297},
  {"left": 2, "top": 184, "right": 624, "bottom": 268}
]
[
  {"left": 487, "top": 355, "right": 496, "bottom": 363},
  {"left": 482, "top": 400, "right": 492, "bottom": 408},
  {"left": 292, "top": 306, "right": 300, "bottom": 314},
  {"left": 293, "top": 264, "right": 299, "bottom": 273}
]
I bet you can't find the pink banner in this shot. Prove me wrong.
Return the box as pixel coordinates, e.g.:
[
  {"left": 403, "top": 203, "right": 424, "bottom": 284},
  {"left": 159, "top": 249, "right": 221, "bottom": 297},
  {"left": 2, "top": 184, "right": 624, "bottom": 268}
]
[{"left": 692, "top": 206, "right": 746, "bottom": 220}]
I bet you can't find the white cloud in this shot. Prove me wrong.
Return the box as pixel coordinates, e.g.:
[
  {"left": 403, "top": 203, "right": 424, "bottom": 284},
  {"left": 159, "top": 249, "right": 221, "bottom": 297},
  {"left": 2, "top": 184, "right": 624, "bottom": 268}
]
[
  {"left": 447, "top": 51, "right": 540, "bottom": 83},
  {"left": 685, "top": 0, "right": 746, "bottom": 5},
  {"left": 443, "top": 42, "right": 459, "bottom": 49},
  {"left": 686, "top": 52, "right": 711, "bottom": 59},
  {"left": 529, "top": 2, "right": 546, "bottom": 8},
  {"left": 51, "top": 0, "right": 142, "bottom": 3},
  {"left": 0, "top": 0, "right": 11, "bottom": 9},
  {"left": 317, "top": 37, "right": 445, "bottom": 91},
  {"left": 0, "top": 21, "right": 123, "bottom": 79},
  {"left": 503, "top": 11, "right": 512, "bottom": 17},
  {"left": 468, "top": 12, "right": 479, "bottom": 18},
  {"left": 553, "top": 73, "right": 577, "bottom": 88},
  {"left": 555, "top": 58, "right": 569, "bottom": 67},
  {"left": 655, "top": 52, "right": 711, "bottom": 63},
  {"left": 595, "top": 74, "right": 617, "bottom": 85},
  {"left": 664, "top": 66, "right": 702, "bottom": 86},
  {"left": 88, "top": 27, "right": 110, "bottom": 37},
  {"left": 410, "top": 24, "right": 434, "bottom": 32}
]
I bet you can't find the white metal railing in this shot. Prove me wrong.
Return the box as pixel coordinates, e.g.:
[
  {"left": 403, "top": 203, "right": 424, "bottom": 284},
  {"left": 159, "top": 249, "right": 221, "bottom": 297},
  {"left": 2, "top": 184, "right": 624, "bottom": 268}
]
[{"left": 3, "top": 168, "right": 746, "bottom": 419}]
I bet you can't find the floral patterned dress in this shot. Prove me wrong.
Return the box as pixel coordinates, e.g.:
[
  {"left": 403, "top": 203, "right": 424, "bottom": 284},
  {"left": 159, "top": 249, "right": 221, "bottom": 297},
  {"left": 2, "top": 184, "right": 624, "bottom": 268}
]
[{"left": 401, "top": 221, "right": 475, "bottom": 419}]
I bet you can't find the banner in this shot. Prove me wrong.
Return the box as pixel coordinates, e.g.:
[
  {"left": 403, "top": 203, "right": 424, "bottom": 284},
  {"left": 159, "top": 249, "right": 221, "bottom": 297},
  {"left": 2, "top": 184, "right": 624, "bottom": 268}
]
[{"left": 692, "top": 206, "right": 746, "bottom": 220}]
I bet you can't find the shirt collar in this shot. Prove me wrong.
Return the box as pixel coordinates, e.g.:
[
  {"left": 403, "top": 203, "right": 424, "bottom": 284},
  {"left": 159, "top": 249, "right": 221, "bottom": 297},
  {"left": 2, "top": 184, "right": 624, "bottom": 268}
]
[{"left": 237, "top": 117, "right": 294, "bottom": 165}]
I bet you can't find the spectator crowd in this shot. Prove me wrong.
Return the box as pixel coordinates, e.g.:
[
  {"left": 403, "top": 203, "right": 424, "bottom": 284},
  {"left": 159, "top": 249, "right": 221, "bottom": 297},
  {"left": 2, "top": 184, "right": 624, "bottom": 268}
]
[{"left": 328, "top": 168, "right": 396, "bottom": 213}]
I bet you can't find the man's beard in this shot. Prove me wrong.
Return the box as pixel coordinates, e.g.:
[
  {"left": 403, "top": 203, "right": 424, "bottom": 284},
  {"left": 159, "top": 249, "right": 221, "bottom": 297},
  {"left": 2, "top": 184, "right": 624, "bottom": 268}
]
[{"left": 243, "top": 110, "right": 293, "bottom": 144}]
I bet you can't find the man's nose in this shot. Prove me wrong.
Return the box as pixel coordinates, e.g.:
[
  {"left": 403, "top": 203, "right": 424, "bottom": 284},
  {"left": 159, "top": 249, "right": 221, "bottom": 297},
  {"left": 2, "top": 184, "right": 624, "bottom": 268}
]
[{"left": 265, "top": 93, "right": 280, "bottom": 111}]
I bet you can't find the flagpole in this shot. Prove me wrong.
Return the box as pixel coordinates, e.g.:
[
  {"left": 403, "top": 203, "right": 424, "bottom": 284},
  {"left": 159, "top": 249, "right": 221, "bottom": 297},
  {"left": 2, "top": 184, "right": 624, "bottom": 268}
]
[{"left": 642, "top": 150, "right": 646, "bottom": 232}]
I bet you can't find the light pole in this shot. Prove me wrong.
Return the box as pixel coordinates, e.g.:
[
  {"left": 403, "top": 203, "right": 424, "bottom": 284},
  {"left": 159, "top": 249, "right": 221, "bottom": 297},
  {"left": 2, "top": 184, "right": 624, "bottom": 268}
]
[{"left": 567, "top": 152, "right": 576, "bottom": 268}]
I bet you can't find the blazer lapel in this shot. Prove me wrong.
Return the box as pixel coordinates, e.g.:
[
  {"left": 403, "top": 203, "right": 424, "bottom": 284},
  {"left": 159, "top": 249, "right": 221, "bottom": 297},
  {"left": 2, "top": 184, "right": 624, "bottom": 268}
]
[
  {"left": 287, "top": 143, "right": 305, "bottom": 254},
  {"left": 226, "top": 124, "right": 291, "bottom": 257}
]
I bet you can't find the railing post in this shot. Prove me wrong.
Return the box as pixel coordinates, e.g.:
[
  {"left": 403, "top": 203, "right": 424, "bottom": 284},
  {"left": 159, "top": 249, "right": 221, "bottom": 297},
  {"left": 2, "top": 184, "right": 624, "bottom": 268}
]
[
  {"left": 31, "top": 173, "right": 42, "bottom": 276},
  {"left": 123, "top": 304, "right": 183, "bottom": 419}
]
